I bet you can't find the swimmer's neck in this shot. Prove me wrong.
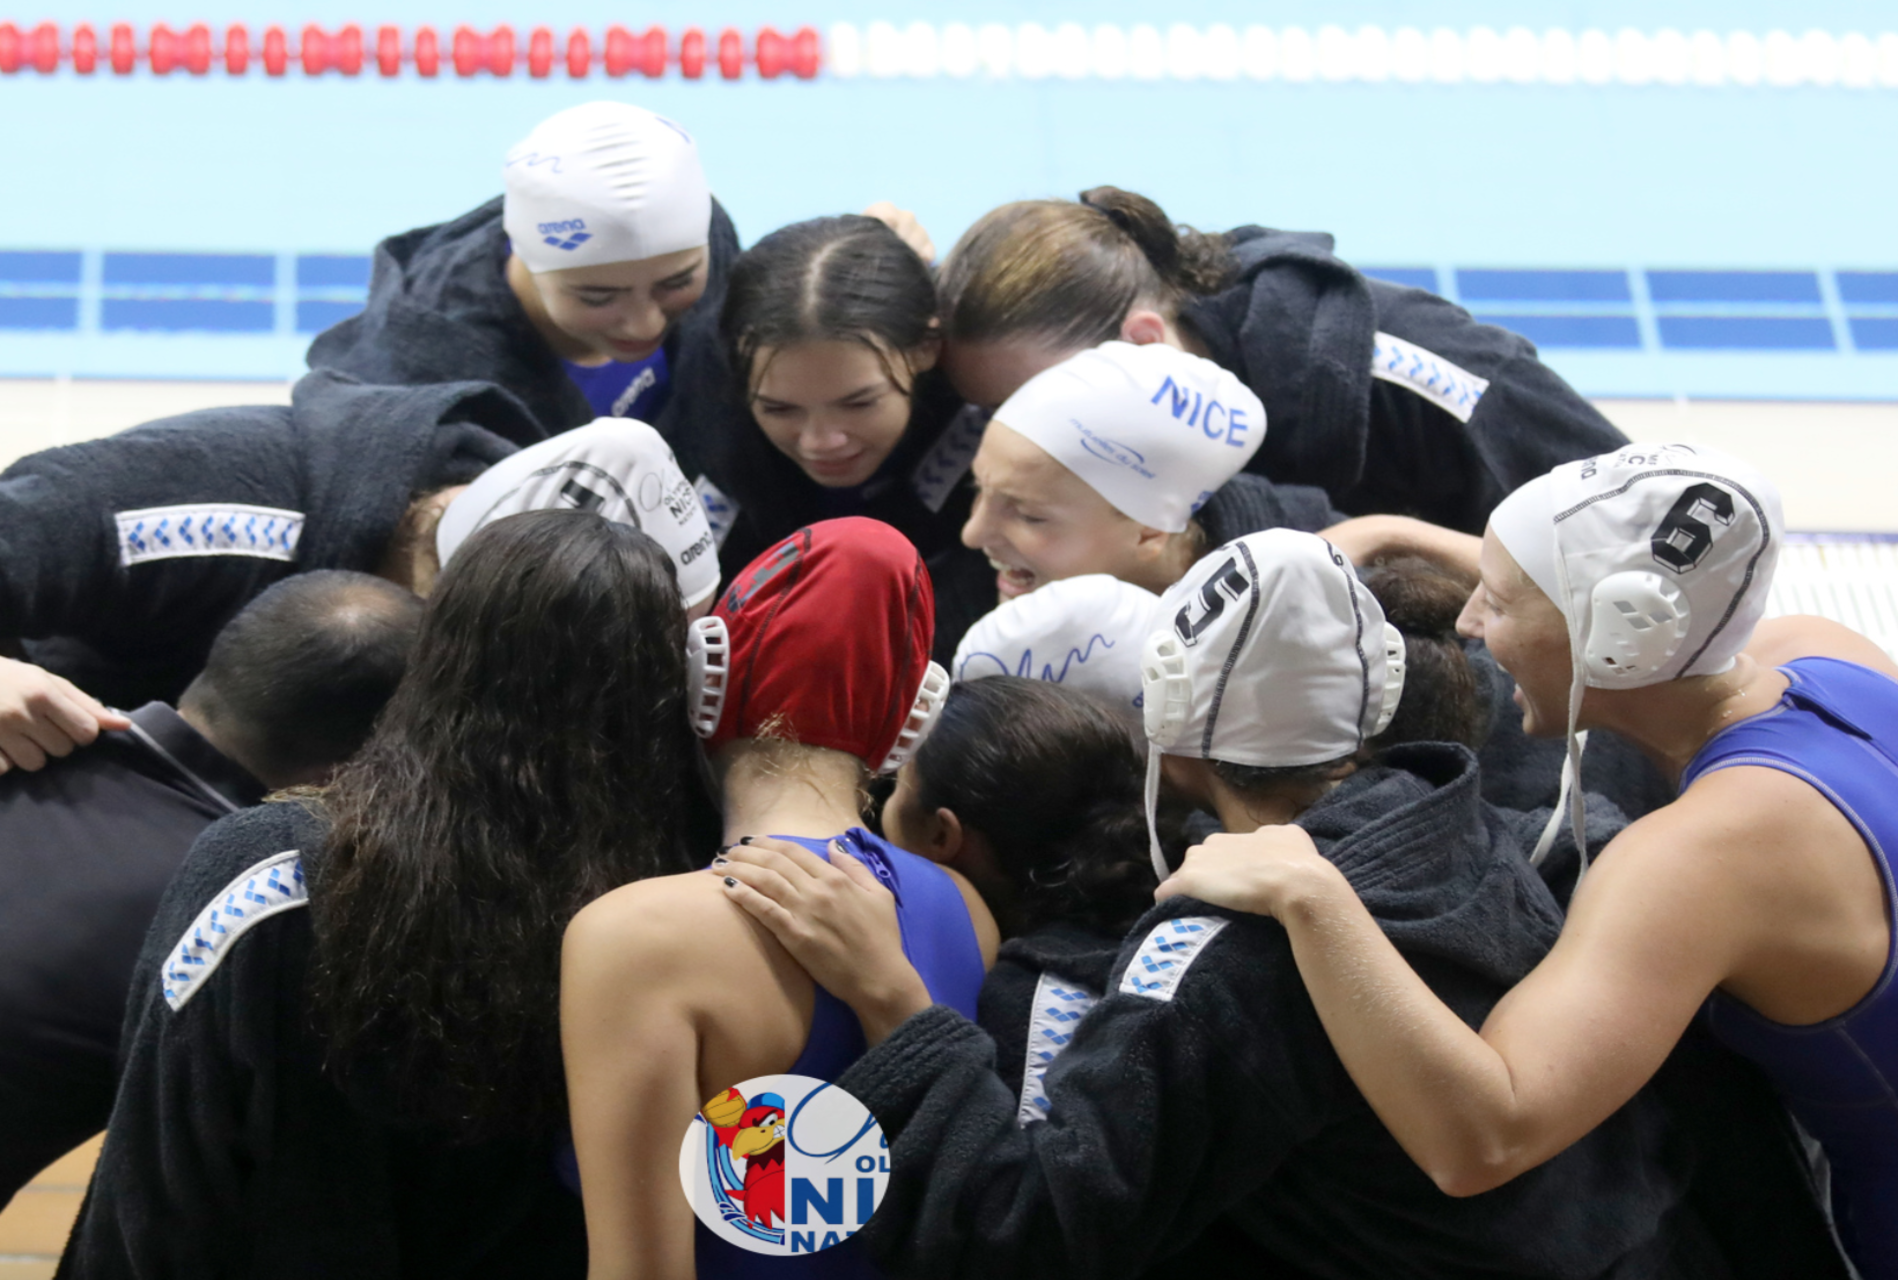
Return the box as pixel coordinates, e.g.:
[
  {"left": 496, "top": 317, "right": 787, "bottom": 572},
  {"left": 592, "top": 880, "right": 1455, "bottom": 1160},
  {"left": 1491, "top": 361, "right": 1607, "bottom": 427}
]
[
  {"left": 1580, "top": 654, "right": 1791, "bottom": 785},
  {"left": 717, "top": 739, "right": 869, "bottom": 844}
]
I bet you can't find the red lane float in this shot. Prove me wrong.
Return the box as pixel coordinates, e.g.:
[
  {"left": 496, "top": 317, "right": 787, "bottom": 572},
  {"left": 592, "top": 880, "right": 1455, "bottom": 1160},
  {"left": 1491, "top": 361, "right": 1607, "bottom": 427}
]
[
  {"left": 72, "top": 21, "right": 98, "bottom": 73},
  {"left": 223, "top": 22, "right": 247, "bottom": 73},
  {"left": 679, "top": 26, "right": 707, "bottom": 79},
  {"left": 0, "top": 20, "right": 824, "bottom": 79},
  {"left": 110, "top": 22, "right": 134, "bottom": 73},
  {"left": 262, "top": 24, "right": 287, "bottom": 75}
]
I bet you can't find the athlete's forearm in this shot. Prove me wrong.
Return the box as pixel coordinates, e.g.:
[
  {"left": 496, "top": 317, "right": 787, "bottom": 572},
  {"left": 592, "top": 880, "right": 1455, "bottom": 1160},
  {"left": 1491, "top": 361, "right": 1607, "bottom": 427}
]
[
  {"left": 1274, "top": 875, "right": 1538, "bottom": 1196},
  {"left": 1321, "top": 515, "right": 1481, "bottom": 579}
]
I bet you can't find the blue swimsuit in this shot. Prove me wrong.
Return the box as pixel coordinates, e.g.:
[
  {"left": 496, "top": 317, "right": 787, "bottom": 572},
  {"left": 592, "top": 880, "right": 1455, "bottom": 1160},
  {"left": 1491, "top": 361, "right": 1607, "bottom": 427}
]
[
  {"left": 1681, "top": 657, "right": 1898, "bottom": 1277},
  {"left": 696, "top": 827, "right": 986, "bottom": 1279}
]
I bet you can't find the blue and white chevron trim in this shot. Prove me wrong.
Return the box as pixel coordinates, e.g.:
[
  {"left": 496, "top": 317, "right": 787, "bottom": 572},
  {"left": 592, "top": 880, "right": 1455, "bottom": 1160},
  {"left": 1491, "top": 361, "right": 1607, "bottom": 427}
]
[
  {"left": 910, "top": 404, "right": 989, "bottom": 514},
  {"left": 1370, "top": 331, "right": 1490, "bottom": 424},
  {"left": 1016, "top": 972, "right": 1102, "bottom": 1126},
  {"left": 162, "top": 849, "right": 308, "bottom": 1012},
  {"left": 1118, "top": 915, "right": 1229, "bottom": 1003},
  {"left": 116, "top": 502, "right": 305, "bottom": 567},
  {"left": 693, "top": 473, "right": 740, "bottom": 550}
]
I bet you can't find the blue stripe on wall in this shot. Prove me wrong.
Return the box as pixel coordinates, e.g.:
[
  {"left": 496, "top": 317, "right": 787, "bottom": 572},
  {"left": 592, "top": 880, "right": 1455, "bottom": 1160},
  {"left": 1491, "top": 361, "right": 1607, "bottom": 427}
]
[
  {"left": 295, "top": 300, "right": 363, "bottom": 334},
  {"left": 1360, "top": 267, "right": 1438, "bottom": 292},
  {"left": 1648, "top": 271, "right": 1823, "bottom": 305},
  {"left": 1658, "top": 316, "right": 1836, "bottom": 351},
  {"left": 1850, "top": 319, "right": 1898, "bottom": 351},
  {"left": 0, "top": 297, "right": 79, "bottom": 330},
  {"left": 1458, "top": 270, "right": 1632, "bottom": 304},
  {"left": 103, "top": 253, "right": 275, "bottom": 288},
  {"left": 102, "top": 298, "right": 275, "bottom": 333},
  {"left": 0, "top": 252, "right": 82, "bottom": 284},
  {"left": 296, "top": 255, "right": 372, "bottom": 289},
  {"left": 1839, "top": 273, "right": 1898, "bottom": 306},
  {"left": 1475, "top": 314, "right": 1642, "bottom": 349}
]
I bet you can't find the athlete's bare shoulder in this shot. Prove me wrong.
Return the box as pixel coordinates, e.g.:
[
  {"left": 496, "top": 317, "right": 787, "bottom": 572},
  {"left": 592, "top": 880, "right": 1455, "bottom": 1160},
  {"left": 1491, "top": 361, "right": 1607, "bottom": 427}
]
[
  {"left": 566, "top": 870, "right": 789, "bottom": 990},
  {"left": 1749, "top": 615, "right": 1898, "bottom": 680}
]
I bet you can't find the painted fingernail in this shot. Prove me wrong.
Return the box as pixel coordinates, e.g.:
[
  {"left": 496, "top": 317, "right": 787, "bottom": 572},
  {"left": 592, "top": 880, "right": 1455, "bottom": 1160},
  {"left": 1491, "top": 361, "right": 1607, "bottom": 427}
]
[
  {"left": 738, "top": 836, "right": 755, "bottom": 846},
  {"left": 723, "top": 876, "right": 738, "bottom": 888},
  {"left": 712, "top": 856, "right": 729, "bottom": 867},
  {"left": 716, "top": 844, "right": 736, "bottom": 855}
]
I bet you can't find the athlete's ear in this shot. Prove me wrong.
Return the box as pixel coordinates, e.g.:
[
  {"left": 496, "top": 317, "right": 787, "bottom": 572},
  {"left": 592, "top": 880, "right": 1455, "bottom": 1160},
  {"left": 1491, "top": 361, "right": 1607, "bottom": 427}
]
[
  {"left": 926, "top": 806, "right": 965, "bottom": 863},
  {"left": 1119, "top": 309, "right": 1169, "bottom": 346},
  {"left": 906, "top": 330, "right": 943, "bottom": 377},
  {"left": 1129, "top": 521, "right": 1174, "bottom": 568}
]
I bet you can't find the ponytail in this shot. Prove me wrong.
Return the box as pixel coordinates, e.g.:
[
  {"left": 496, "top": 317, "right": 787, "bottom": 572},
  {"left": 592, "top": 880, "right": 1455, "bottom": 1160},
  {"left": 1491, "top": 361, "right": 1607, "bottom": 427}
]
[
  {"left": 938, "top": 187, "right": 1235, "bottom": 352},
  {"left": 1076, "top": 186, "right": 1233, "bottom": 297}
]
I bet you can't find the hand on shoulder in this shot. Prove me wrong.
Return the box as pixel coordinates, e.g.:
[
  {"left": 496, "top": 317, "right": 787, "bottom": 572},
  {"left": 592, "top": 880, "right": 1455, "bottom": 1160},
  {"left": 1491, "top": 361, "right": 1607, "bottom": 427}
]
[{"left": 0, "top": 657, "right": 132, "bottom": 773}]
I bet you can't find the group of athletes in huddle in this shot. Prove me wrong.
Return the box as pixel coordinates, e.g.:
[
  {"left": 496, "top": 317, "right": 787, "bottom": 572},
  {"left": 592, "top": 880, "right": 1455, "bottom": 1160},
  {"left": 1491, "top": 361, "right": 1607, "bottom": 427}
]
[{"left": 3, "top": 100, "right": 1893, "bottom": 1279}]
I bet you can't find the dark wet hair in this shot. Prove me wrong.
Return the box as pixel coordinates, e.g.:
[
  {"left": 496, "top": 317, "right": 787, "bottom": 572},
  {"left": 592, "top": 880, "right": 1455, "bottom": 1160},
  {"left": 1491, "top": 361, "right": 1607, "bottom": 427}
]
[
  {"left": 713, "top": 214, "right": 958, "bottom": 539},
  {"left": 905, "top": 676, "right": 1170, "bottom": 938},
  {"left": 937, "top": 186, "right": 1235, "bottom": 352},
  {"left": 1213, "top": 555, "right": 1486, "bottom": 798},
  {"left": 180, "top": 570, "right": 421, "bottom": 785},
  {"left": 308, "top": 509, "right": 718, "bottom": 1143},
  {"left": 721, "top": 214, "right": 938, "bottom": 392}
]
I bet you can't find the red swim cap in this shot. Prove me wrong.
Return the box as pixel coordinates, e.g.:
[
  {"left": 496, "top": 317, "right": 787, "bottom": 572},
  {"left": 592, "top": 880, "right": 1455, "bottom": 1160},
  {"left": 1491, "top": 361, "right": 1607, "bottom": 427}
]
[{"left": 691, "top": 518, "right": 947, "bottom": 773}]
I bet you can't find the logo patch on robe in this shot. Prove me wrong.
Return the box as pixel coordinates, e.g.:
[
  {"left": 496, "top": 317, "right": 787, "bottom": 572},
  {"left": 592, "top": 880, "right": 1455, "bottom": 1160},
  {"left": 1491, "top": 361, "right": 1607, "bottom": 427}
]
[
  {"left": 1017, "top": 972, "right": 1102, "bottom": 1125},
  {"left": 116, "top": 503, "right": 304, "bottom": 567},
  {"left": 162, "top": 850, "right": 307, "bottom": 1011},
  {"left": 1370, "top": 331, "right": 1490, "bottom": 423},
  {"left": 1118, "top": 915, "right": 1229, "bottom": 1003}
]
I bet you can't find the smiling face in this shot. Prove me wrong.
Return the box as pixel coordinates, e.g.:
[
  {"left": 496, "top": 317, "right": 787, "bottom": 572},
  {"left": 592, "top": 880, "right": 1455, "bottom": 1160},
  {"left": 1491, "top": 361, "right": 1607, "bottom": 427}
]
[
  {"left": 517, "top": 246, "right": 709, "bottom": 365},
  {"left": 960, "top": 421, "right": 1160, "bottom": 602},
  {"left": 1456, "top": 529, "right": 1576, "bottom": 738},
  {"left": 748, "top": 339, "right": 930, "bottom": 489}
]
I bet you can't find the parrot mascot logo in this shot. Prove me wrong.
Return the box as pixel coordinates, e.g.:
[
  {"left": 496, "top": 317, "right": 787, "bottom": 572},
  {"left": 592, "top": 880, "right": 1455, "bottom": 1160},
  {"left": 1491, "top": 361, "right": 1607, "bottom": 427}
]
[{"left": 699, "top": 1086, "right": 789, "bottom": 1243}]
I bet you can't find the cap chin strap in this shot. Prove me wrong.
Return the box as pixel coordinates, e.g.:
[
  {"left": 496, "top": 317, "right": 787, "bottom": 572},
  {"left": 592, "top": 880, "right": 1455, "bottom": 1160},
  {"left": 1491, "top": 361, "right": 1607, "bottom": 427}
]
[
  {"left": 1528, "top": 546, "right": 1592, "bottom": 886},
  {"left": 1140, "top": 630, "right": 1193, "bottom": 883},
  {"left": 685, "top": 615, "right": 729, "bottom": 739},
  {"left": 877, "top": 662, "right": 951, "bottom": 775}
]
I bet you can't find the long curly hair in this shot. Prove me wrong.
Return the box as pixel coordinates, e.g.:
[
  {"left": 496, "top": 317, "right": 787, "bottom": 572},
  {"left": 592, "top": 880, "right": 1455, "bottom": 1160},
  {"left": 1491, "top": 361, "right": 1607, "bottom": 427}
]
[{"left": 306, "top": 509, "right": 718, "bottom": 1143}]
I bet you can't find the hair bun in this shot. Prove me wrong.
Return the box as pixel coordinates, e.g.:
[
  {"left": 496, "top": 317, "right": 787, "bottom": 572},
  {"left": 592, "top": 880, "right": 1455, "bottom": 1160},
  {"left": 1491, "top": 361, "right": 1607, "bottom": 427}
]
[{"left": 1078, "top": 186, "right": 1231, "bottom": 297}]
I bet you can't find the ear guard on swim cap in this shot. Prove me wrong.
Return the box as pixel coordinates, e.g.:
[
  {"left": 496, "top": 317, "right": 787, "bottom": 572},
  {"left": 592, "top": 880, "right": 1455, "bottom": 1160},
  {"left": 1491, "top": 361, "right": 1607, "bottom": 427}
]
[
  {"left": 878, "top": 661, "right": 951, "bottom": 775},
  {"left": 685, "top": 615, "right": 729, "bottom": 739},
  {"left": 1373, "top": 623, "right": 1407, "bottom": 738},
  {"left": 1583, "top": 572, "right": 1690, "bottom": 683},
  {"left": 1140, "top": 631, "right": 1193, "bottom": 750}
]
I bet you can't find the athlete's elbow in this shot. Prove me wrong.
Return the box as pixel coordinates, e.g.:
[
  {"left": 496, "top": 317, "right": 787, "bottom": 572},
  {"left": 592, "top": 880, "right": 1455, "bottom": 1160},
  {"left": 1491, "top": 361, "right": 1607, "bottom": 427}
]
[
  {"left": 1418, "top": 1135, "right": 1532, "bottom": 1199},
  {"left": 1428, "top": 1158, "right": 1517, "bottom": 1199}
]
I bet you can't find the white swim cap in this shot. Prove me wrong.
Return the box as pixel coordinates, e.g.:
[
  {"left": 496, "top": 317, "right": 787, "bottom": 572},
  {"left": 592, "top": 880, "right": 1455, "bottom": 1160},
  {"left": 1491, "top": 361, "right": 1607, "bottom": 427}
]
[
  {"left": 1138, "top": 528, "right": 1406, "bottom": 878},
  {"left": 503, "top": 101, "right": 712, "bottom": 274},
  {"left": 994, "top": 341, "right": 1266, "bottom": 533},
  {"left": 1490, "top": 442, "right": 1781, "bottom": 690},
  {"left": 1487, "top": 441, "right": 1781, "bottom": 876},
  {"left": 953, "top": 575, "right": 1160, "bottom": 720},
  {"left": 437, "top": 419, "right": 720, "bottom": 610}
]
